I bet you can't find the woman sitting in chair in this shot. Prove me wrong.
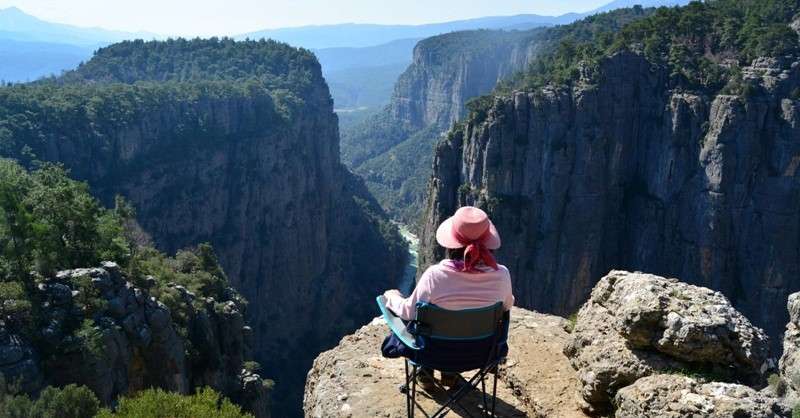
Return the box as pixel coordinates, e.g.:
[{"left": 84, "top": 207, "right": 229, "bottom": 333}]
[{"left": 382, "top": 206, "right": 514, "bottom": 390}]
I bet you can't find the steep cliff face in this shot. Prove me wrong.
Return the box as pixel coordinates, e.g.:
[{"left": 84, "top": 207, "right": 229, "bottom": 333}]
[
  {"left": 420, "top": 51, "right": 800, "bottom": 346},
  {"left": 0, "top": 40, "right": 407, "bottom": 414},
  {"left": 388, "top": 30, "right": 542, "bottom": 134}
]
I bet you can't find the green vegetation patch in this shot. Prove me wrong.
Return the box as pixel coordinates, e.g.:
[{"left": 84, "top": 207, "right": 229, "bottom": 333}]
[
  {"left": 506, "top": 0, "right": 800, "bottom": 93},
  {"left": 0, "top": 38, "right": 325, "bottom": 167},
  {"left": 96, "top": 387, "right": 252, "bottom": 418},
  {"left": 0, "top": 381, "right": 101, "bottom": 418}
]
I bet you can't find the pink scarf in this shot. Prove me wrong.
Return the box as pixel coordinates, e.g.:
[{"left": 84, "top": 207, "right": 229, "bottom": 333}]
[{"left": 454, "top": 229, "right": 499, "bottom": 273}]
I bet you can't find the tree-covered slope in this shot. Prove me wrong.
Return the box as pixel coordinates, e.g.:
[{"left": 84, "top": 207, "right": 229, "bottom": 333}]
[
  {"left": 0, "top": 159, "right": 270, "bottom": 416},
  {"left": 501, "top": 0, "right": 800, "bottom": 94},
  {"left": 60, "top": 38, "right": 319, "bottom": 89}
]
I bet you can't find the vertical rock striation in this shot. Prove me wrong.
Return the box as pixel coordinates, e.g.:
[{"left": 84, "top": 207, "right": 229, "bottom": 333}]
[{"left": 420, "top": 51, "right": 800, "bottom": 346}]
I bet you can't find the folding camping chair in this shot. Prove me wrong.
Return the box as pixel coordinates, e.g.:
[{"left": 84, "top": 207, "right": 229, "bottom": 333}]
[{"left": 377, "top": 295, "right": 509, "bottom": 418}]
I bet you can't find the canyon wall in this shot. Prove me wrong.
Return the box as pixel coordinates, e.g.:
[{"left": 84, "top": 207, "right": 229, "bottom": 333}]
[{"left": 420, "top": 51, "right": 800, "bottom": 344}]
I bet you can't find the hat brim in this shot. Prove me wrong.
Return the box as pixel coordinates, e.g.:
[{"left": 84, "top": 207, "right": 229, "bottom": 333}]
[{"left": 435, "top": 216, "right": 501, "bottom": 250}]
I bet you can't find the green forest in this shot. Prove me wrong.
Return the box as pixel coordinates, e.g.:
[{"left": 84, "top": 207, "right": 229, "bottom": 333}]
[
  {"left": 504, "top": 0, "right": 800, "bottom": 93},
  {"left": 0, "top": 159, "right": 256, "bottom": 417},
  {"left": 0, "top": 38, "right": 324, "bottom": 168}
]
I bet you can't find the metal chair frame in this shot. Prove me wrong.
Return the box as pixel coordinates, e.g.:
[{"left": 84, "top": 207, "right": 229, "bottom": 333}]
[{"left": 377, "top": 296, "right": 507, "bottom": 418}]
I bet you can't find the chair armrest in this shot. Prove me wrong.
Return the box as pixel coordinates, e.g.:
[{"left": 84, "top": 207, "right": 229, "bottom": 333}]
[{"left": 376, "top": 295, "right": 420, "bottom": 350}]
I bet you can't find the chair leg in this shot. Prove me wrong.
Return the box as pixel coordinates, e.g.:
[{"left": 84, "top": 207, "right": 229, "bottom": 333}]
[
  {"left": 430, "top": 368, "right": 488, "bottom": 418},
  {"left": 490, "top": 369, "right": 498, "bottom": 418},
  {"left": 405, "top": 360, "right": 411, "bottom": 418},
  {"left": 411, "top": 364, "right": 417, "bottom": 418},
  {"left": 481, "top": 376, "right": 489, "bottom": 415}
]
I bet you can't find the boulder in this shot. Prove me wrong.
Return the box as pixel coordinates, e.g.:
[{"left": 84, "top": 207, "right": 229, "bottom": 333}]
[
  {"left": 0, "top": 329, "right": 42, "bottom": 394},
  {"left": 779, "top": 292, "right": 800, "bottom": 407},
  {"left": 564, "top": 270, "right": 771, "bottom": 413},
  {"left": 614, "top": 375, "right": 789, "bottom": 418}
]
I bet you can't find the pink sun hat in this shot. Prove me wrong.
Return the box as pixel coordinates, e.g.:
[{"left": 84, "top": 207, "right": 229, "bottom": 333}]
[{"left": 435, "top": 206, "right": 501, "bottom": 250}]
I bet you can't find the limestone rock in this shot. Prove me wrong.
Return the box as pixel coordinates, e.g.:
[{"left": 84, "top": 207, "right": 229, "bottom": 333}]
[
  {"left": 779, "top": 292, "right": 800, "bottom": 407},
  {"left": 419, "top": 50, "right": 800, "bottom": 351},
  {"left": 21, "top": 263, "right": 271, "bottom": 418},
  {"left": 563, "top": 271, "right": 770, "bottom": 413},
  {"left": 0, "top": 329, "right": 42, "bottom": 394},
  {"left": 614, "top": 375, "right": 789, "bottom": 418}
]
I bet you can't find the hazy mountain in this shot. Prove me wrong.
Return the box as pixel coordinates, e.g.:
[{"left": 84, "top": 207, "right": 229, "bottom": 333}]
[
  {"left": 0, "top": 6, "right": 155, "bottom": 46},
  {"left": 313, "top": 38, "right": 419, "bottom": 73},
  {"left": 238, "top": 0, "right": 691, "bottom": 50},
  {"left": 0, "top": 39, "right": 93, "bottom": 81},
  {"left": 238, "top": 14, "right": 576, "bottom": 49},
  {"left": 0, "top": 6, "right": 160, "bottom": 82}
]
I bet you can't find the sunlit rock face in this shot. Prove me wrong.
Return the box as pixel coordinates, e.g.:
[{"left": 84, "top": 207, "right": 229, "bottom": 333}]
[{"left": 420, "top": 51, "right": 800, "bottom": 348}]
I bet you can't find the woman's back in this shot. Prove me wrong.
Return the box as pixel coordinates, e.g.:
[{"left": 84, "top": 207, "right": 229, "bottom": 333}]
[{"left": 385, "top": 259, "right": 514, "bottom": 320}]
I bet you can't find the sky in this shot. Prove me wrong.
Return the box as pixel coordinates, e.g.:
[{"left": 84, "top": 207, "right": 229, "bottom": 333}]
[{"left": 0, "top": 0, "right": 614, "bottom": 37}]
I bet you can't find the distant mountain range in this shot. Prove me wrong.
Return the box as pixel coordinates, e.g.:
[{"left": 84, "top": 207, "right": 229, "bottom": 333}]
[
  {"left": 0, "top": 6, "right": 155, "bottom": 46},
  {"left": 0, "top": 0, "right": 690, "bottom": 97},
  {"left": 238, "top": 0, "right": 689, "bottom": 49},
  {"left": 0, "top": 6, "right": 157, "bottom": 81},
  {"left": 238, "top": 14, "right": 578, "bottom": 49}
]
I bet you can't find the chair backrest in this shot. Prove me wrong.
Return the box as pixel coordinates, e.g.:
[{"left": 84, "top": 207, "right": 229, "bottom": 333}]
[{"left": 413, "top": 301, "right": 504, "bottom": 341}]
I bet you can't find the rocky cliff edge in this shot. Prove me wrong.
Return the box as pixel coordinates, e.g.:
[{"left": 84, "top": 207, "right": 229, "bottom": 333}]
[{"left": 304, "top": 271, "right": 798, "bottom": 418}]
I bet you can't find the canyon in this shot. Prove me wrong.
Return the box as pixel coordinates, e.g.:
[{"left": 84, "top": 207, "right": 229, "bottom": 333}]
[
  {"left": 0, "top": 39, "right": 407, "bottom": 415},
  {"left": 340, "top": 6, "right": 654, "bottom": 226}
]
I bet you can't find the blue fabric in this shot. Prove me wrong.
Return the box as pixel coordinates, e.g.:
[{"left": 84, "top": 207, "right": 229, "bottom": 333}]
[{"left": 380, "top": 311, "right": 510, "bottom": 373}]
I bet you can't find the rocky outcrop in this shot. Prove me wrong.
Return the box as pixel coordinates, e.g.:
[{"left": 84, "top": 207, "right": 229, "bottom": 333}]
[
  {"left": 614, "top": 375, "right": 789, "bottom": 418},
  {"left": 303, "top": 307, "right": 587, "bottom": 418},
  {"left": 780, "top": 292, "right": 800, "bottom": 407},
  {"left": 0, "top": 262, "right": 270, "bottom": 417},
  {"left": 305, "top": 271, "right": 797, "bottom": 417},
  {"left": 420, "top": 50, "right": 800, "bottom": 346},
  {"left": 0, "top": 330, "right": 42, "bottom": 394},
  {"left": 563, "top": 271, "right": 771, "bottom": 413}
]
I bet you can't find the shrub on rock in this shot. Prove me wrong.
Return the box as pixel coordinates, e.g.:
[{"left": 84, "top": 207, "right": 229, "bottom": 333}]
[{"left": 96, "top": 387, "right": 252, "bottom": 418}]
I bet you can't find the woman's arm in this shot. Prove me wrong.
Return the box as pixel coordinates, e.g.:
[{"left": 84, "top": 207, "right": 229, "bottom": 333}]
[
  {"left": 503, "top": 269, "right": 515, "bottom": 311},
  {"left": 383, "top": 269, "right": 435, "bottom": 320}
]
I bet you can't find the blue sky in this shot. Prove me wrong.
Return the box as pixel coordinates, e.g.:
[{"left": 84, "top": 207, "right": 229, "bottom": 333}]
[{"left": 0, "top": 0, "right": 613, "bottom": 37}]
